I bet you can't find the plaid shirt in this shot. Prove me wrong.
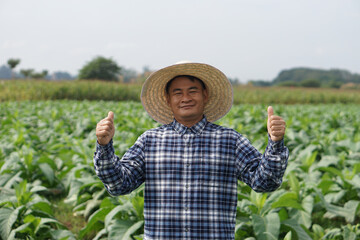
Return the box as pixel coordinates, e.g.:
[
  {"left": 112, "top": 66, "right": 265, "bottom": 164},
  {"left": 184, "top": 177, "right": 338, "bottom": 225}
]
[{"left": 94, "top": 117, "right": 289, "bottom": 240}]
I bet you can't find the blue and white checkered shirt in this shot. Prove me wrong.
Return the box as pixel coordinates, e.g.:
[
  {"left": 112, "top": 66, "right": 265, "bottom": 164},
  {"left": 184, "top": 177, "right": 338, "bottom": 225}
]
[{"left": 94, "top": 117, "right": 289, "bottom": 240}]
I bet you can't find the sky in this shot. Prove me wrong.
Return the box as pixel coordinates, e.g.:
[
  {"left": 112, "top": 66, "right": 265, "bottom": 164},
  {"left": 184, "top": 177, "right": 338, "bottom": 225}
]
[{"left": 1, "top": 0, "right": 359, "bottom": 82}]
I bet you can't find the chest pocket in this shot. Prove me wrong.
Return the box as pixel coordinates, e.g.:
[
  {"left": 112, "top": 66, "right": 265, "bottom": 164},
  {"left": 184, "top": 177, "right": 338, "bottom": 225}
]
[{"left": 198, "top": 152, "right": 234, "bottom": 187}]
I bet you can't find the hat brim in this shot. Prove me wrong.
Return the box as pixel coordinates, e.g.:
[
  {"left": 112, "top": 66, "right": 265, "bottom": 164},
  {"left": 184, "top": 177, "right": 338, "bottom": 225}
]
[{"left": 141, "top": 62, "right": 233, "bottom": 124}]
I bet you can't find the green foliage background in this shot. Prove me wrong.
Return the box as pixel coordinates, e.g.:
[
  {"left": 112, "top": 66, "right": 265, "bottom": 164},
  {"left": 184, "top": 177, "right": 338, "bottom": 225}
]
[{"left": 0, "top": 101, "right": 359, "bottom": 239}]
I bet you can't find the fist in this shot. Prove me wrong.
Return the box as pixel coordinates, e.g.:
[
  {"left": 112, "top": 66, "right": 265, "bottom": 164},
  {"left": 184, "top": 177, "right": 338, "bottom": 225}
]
[
  {"left": 96, "top": 111, "right": 115, "bottom": 146},
  {"left": 267, "top": 106, "right": 286, "bottom": 142}
]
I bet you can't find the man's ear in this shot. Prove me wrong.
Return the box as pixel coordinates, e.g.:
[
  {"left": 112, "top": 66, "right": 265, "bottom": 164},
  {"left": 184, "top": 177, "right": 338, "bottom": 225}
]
[
  {"left": 166, "top": 94, "right": 171, "bottom": 107},
  {"left": 203, "top": 89, "right": 209, "bottom": 104}
]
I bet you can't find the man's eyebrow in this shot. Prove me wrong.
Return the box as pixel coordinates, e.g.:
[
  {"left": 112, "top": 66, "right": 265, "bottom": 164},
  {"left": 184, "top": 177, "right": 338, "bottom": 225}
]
[
  {"left": 171, "top": 86, "right": 200, "bottom": 93},
  {"left": 172, "top": 88, "right": 182, "bottom": 93},
  {"left": 188, "top": 86, "right": 199, "bottom": 90}
]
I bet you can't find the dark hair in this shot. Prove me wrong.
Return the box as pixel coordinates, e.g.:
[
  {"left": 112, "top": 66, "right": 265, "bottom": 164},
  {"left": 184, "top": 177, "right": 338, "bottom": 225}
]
[{"left": 165, "top": 75, "right": 206, "bottom": 94}]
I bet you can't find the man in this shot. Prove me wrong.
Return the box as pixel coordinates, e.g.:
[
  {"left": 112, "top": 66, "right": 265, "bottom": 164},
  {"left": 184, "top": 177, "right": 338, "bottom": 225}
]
[{"left": 94, "top": 62, "right": 289, "bottom": 239}]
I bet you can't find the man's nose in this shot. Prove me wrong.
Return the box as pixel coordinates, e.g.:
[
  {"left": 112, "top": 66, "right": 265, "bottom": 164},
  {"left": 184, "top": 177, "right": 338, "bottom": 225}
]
[{"left": 181, "top": 93, "right": 192, "bottom": 103}]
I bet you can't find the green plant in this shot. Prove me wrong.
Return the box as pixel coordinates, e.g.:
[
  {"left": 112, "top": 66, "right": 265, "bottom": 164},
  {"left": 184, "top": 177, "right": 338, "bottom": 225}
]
[{"left": 1, "top": 101, "right": 359, "bottom": 239}]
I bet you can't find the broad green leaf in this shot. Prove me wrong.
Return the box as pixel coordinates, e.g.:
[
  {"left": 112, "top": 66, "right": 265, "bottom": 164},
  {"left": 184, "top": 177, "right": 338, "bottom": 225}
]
[
  {"left": 288, "top": 209, "right": 312, "bottom": 229},
  {"left": 131, "top": 196, "right": 144, "bottom": 219},
  {"left": 317, "top": 155, "right": 340, "bottom": 168},
  {"left": 317, "top": 167, "right": 345, "bottom": 182},
  {"left": 78, "top": 207, "right": 112, "bottom": 239},
  {"left": 50, "top": 229, "right": 76, "bottom": 240},
  {"left": 36, "top": 217, "right": 64, "bottom": 235},
  {"left": 7, "top": 222, "right": 32, "bottom": 240},
  {"left": 260, "top": 190, "right": 285, "bottom": 215},
  {"left": 39, "top": 163, "right": 55, "bottom": 185},
  {"left": 316, "top": 189, "right": 359, "bottom": 223},
  {"left": 252, "top": 213, "right": 279, "bottom": 240},
  {"left": 30, "top": 201, "right": 53, "bottom": 216},
  {"left": 93, "top": 228, "right": 107, "bottom": 240},
  {"left": 133, "top": 235, "right": 144, "bottom": 240},
  {"left": 105, "top": 202, "right": 132, "bottom": 228},
  {"left": 250, "top": 191, "right": 267, "bottom": 213},
  {"left": 15, "top": 180, "right": 33, "bottom": 206},
  {"left": 343, "top": 229, "right": 357, "bottom": 240},
  {"left": 281, "top": 218, "right": 312, "bottom": 240},
  {"left": 108, "top": 220, "right": 144, "bottom": 240},
  {"left": 349, "top": 174, "right": 360, "bottom": 189},
  {"left": 30, "top": 185, "right": 48, "bottom": 193},
  {"left": 84, "top": 199, "right": 102, "bottom": 220},
  {"left": 272, "top": 192, "right": 303, "bottom": 210},
  {"left": 301, "top": 195, "right": 314, "bottom": 214},
  {"left": 1, "top": 171, "right": 22, "bottom": 189},
  {"left": 323, "top": 200, "right": 360, "bottom": 223},
  {"left": 283, "top": 231, "right": 292, "bottom": 240},
  {"left": 0, "top": 207, "right": 24, "bottom": 240},
  {"left": 325, "top": 190, "right": 346, "bottom": 203},
  {"left": 304, "top": 151, "right": 317, "bottom": 170},
  {"left": 317, "top": 178, "right": 335, "bottom": 194},
  {"left": 322, "top": 228, "right": 342, "bottom": 239},
  {"left": 312, "top": 224, "right": 324, "bottom": 239},
  {"left": 287, "top": 171, "right": 300, "bottom": 196}
]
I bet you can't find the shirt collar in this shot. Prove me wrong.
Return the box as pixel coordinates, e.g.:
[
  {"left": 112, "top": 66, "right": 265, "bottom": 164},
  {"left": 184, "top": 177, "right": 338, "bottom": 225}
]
[{"left": 171, "top": 116, "right": 208, "bottom": 136}]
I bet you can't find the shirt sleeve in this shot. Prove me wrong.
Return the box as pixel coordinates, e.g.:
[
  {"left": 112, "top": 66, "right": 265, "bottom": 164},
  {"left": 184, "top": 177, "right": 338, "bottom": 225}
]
[
  {"left": 235, "top": 134, "right": 289, "bottom": 192},
  {"left": 93, "top": 134, "right": 146, "bottom": 196}
]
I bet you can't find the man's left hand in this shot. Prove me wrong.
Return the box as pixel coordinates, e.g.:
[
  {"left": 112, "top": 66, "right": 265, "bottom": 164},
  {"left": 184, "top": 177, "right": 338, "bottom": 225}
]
[{"left": 267, "top": 106, "right": 286, "bottom": 142}]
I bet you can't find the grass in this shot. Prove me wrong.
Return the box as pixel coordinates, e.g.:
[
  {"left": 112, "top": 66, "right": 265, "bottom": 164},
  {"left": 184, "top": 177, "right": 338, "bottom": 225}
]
[{"left": 52, "top": 199, "right": 96, "bottom": 239}]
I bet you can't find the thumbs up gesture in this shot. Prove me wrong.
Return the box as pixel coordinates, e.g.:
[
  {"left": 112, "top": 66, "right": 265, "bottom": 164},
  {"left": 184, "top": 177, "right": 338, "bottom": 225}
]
[
  {"left": 267, "top": 106, "right": 286, "bottom": 142},
  {"left": 96, "top": 111, "right": 115, "bottom": 146}
]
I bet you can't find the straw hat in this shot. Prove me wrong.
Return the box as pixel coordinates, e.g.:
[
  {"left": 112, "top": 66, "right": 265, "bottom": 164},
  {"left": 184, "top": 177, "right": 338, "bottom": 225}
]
[{"left": 141, "top": 62, "right": 233, "bottom": 124}]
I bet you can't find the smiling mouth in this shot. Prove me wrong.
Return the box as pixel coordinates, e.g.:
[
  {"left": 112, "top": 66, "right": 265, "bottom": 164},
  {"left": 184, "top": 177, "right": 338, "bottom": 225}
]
[{"left": 180, "top": 105, "right": 194, "bottom": 109}]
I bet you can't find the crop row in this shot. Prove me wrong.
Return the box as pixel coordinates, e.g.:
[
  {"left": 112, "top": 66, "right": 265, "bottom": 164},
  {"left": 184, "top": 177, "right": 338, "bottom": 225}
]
[
  {"left": 0, "top": 101, "right": 359, "bottom": 239},
  {"left": 2, "top": 80, "right": 360, "bottom": 104}
]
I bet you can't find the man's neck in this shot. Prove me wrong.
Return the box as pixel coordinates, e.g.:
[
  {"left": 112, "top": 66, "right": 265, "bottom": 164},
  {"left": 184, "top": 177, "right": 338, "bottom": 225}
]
[{"left": 175, "top": 116, "right": 204, "bottom": 128}]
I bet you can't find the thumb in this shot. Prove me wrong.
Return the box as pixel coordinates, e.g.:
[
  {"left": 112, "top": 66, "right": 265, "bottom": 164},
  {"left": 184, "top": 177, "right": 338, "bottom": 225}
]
[
  {"left": 267, "top": 106, "right": 274, "bottom": 118},
  {"left": 107, "top": 111, "right": 114, "bottom": 120}
]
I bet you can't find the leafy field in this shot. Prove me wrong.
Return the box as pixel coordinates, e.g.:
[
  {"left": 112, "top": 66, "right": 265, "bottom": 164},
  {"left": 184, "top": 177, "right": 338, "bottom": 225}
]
[{"left": 0, "top": 101, "right": 359, "bottom": 239}]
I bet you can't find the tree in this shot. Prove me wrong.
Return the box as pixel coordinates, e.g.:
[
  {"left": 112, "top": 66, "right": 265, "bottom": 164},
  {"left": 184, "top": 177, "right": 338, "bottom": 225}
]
[
  {"left": 300, "top": 79, "right": 321, "bottom": 88},
  {"left": 20, "top": 69, "right": 34, "bottom": 79},
  {"left": 7, "top": 58, "right": 21, "bottom": 79},
  {"left": 78, "top": 56, "right": 121, "bottom": 81},
  {"left": 30, "top": 70, "right": 48, "bottom": 79}
]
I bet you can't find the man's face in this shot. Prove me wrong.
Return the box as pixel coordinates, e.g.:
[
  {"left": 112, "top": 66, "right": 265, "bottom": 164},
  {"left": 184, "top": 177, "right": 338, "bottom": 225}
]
[{"left": 166, "top": 76, "right": 208, "bottom": 126}]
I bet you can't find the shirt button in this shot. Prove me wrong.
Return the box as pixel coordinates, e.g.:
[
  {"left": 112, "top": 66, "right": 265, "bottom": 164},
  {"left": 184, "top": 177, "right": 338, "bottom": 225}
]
[
  {"left": 186, "top": 163, "right": 190, "bottom": 167},
  {"left": 185, "top": 185, "right": 189, "bottom": 189},
  {"left": 185, "top": 227, "right": 189, "bottom": 232}
]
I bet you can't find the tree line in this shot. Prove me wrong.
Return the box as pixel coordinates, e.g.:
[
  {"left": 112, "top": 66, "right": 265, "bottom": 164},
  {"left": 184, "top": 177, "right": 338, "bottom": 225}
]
[
  {"left": 3, "top": 57, "right": 360, "bottom": 89},
  {"left": 250, "top": 67, "right": 360, "bottom": 89},
  {"left": 6, "top": 58, "right": 49, "bottom": 79},
  {"left": 2, "top": 57, "right": 151, "bottom": 83}
]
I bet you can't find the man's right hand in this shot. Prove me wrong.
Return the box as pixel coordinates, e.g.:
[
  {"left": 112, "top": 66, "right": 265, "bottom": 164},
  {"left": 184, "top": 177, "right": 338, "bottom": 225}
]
[{"left": 96, "top": 111, "right": 115, "bottom": 146}]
